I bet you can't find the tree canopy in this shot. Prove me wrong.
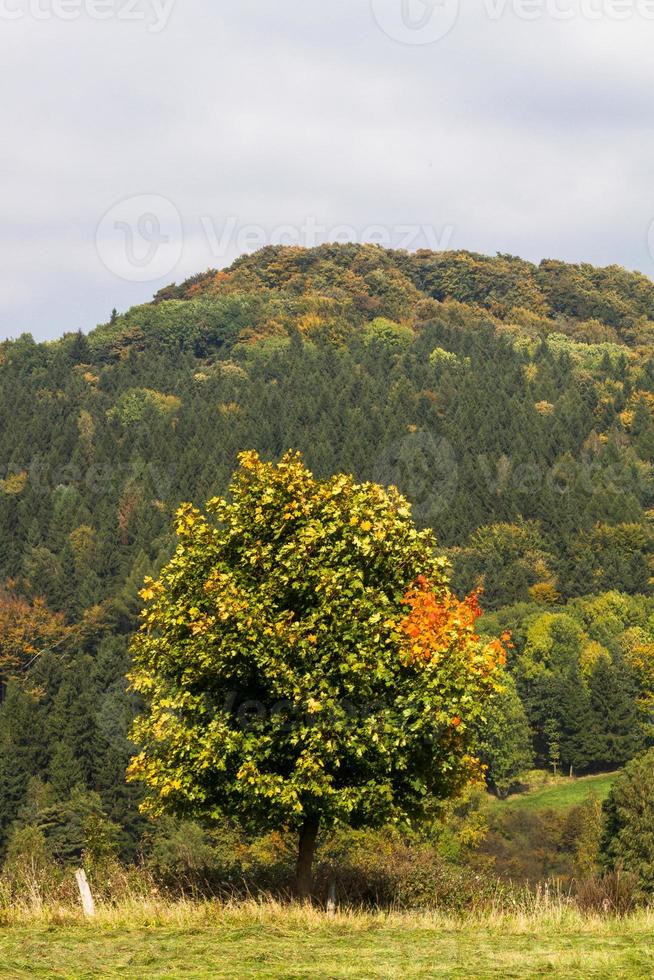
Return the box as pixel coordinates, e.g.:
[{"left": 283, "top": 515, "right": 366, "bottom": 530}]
[
  {"left": 601, "top": 748, "right": 654, "bottom": 894},
  {"left": 128, "top": 451, "right": 506, "bottom": 895}
]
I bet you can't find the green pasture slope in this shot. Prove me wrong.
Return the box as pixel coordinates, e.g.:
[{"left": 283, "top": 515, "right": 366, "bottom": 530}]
[{"left": 496, "top": 772, "right": 618, "bottom": 814}]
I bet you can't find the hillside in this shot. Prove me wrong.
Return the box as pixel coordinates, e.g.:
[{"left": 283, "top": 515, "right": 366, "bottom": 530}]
[
  {"left": 1, "top": 244, "right": 654, "bottom": 859},
  {"left": 495, "top": 772, "right": 617, "bottom": 814}
]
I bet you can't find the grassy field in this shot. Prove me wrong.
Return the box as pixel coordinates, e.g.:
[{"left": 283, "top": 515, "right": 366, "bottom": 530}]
[
  {"left": 1, "top": 901, "right": 653, "bottom": 979},
  {"left": 495, "top": 771, "right": 618, "bottom": 813},
  {"left": 0, "top": 774, "right": 633, "bottom": 978}
]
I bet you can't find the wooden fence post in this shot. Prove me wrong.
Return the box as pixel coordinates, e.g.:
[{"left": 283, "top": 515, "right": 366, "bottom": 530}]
[
  {"left": 326, "top": 877, "right": 337, "bottom": 915},
  {"left": 75, "top": 868, "right": 96, "bottom": 918}
]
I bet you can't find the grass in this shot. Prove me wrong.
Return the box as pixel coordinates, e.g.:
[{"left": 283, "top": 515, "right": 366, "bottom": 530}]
[
  {"left": 1, "top": 899, "right": 654, "bottom": 978},
  {"left": 0, "top": 772, "right": 632, "bottom": 977},
  {"left": 495, "top": 771, "right": 618, "bottom": 814}
]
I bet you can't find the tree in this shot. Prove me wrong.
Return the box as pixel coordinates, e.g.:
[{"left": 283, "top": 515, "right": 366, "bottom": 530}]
[
  {"left": 474, "top": 674, "right": 533, "bottom": 798},
  {"left": 452, "top": 522, "right": 554, "bottom": 610},
  {"left": 587, "top": 656, "right": 644, "bottom": 770},
  {"left": 544, "top": 718, "right": 561, "bottom": 776},
  {"left": 0, "top": 588, "right": 69, "bottom": 697},
  {"left": 128, "top": 451, "right": 506, "bottom": 898},
  {"left": 601, "top": 748, "right": 654, "bottom": 893},
  {"left": 553, "top": 665, "right": 596, "bottom": 773}
]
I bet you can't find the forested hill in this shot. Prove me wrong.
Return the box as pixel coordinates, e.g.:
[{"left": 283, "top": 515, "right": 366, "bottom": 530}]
[
  {"left": 5, "top": 244, "right": 654, "bottom": 607},
  {"left": 2, "top": 243, "right": 654, "bottom": 854},
  {"left": 95, "top": 244, "right": 654, "bottom": 351}
]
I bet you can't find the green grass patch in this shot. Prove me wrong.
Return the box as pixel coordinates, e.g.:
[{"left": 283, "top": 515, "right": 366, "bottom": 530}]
[
  {"left": 1, "top": 910, "right": 654, "bottom": 979},
  {"left": 497, "top": 771, "right": 618, "bottom": 813}
]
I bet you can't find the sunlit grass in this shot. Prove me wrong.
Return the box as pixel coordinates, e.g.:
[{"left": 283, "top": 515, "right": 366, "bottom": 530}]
[
  {"left": 1, "top": 896, "right": 654, "bottom": 977},
  {"left": 494, "top": 771, "right": 618, "bottom": 813}
]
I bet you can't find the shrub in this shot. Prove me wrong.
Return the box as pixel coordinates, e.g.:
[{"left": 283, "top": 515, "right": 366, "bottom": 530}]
[
  {"left": 574, "top": 871, "right": 639, "bottom": 916},
  {"left": 0, "top": 826, "right": 64, "bottom": 911},
  {"left": 145, "top": 818, "right": 296, "bottom": 897},
  {"left": 316, "top": 827, "right": 496, "bottom": 911}
]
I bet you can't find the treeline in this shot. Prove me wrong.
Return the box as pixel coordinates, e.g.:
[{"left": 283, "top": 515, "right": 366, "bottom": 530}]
[
  {"left": 1, "top": 243, "right": 654, "bottom": 857},
  {"left": 480, "top": 591, "right": 653, "bottom": 787}
]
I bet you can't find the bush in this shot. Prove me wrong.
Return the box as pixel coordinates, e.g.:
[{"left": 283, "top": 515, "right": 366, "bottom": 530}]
[
  {"left": 142, "top": 817, "right": 499, "bottom": 910},
  {"left": 481, "top": 797, "right": 604, "bottom": 884},
  {"left": 316, "top": 827, "right": 496, "bottom": 911},
  {"left": 145, "top": 818, "right": 296, "bottom": 897},
  {"left": 574, "top": 871, "right": 639, "bottom": 916},
  {"left": 0, "top": 826, "right": 67, "bottom": 912}
]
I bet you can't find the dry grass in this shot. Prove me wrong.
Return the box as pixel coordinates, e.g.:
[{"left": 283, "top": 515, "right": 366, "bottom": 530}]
[
  {"left": 1, "top": 901, "right": 653, "bottom": 977},
  {"left": 2, "top": 888, "right": 654, "bottom": 932},
  {"left": 1, "top": 882, "right": 654, "bottom": 977}
]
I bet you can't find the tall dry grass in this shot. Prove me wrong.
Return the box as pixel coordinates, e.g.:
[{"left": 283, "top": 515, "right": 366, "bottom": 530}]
[{"left": 0, "top": 863, "right": 651, "bottom": 934}]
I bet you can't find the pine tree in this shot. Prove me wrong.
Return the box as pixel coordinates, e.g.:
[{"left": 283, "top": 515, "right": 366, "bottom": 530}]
[{"left": 588, "top": 656, "right": 644, "bottom": 770}]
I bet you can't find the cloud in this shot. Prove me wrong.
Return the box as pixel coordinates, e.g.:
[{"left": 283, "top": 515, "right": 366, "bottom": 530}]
[{"left": 1, "top": 0, "right": 654, "bottom": 340}]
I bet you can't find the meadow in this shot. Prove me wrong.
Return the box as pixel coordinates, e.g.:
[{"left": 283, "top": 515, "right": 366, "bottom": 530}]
[
  {"left": 494, "top": 772, "right": 618, "bottom": 814},
  {"left": 1, "top": 899, "right": 653, "bottom": 979},
  {"left": 0, "top": 772, "right": 636, "bottom": 978}
]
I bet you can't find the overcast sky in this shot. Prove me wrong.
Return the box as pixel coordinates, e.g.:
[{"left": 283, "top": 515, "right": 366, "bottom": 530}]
[{"left": 3, "top": 0, "right": 654, "bottom": 342}]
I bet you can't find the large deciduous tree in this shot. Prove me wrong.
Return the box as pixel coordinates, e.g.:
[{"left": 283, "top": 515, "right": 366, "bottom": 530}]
[{"left": 128, "top": 452, "right": 506, "bottom": 898}]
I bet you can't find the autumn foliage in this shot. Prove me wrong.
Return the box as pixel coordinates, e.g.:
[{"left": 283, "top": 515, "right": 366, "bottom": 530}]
[
  {"left": 401, "top": 577, "right": 484, "bottom": 664},
  {"left": 128, "top": 452, "right": 506, "bottom": 896},
  {"left": 0, "top": 586, "right": 69, "bottom": 685},
  {"left": 399, "top": 578, "right": 508, "bottom": 732}
]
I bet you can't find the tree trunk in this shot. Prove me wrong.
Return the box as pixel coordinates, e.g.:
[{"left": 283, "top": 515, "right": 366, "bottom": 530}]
[{"left": 295, "top": 816, "right": 319, "bottom": 901}]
